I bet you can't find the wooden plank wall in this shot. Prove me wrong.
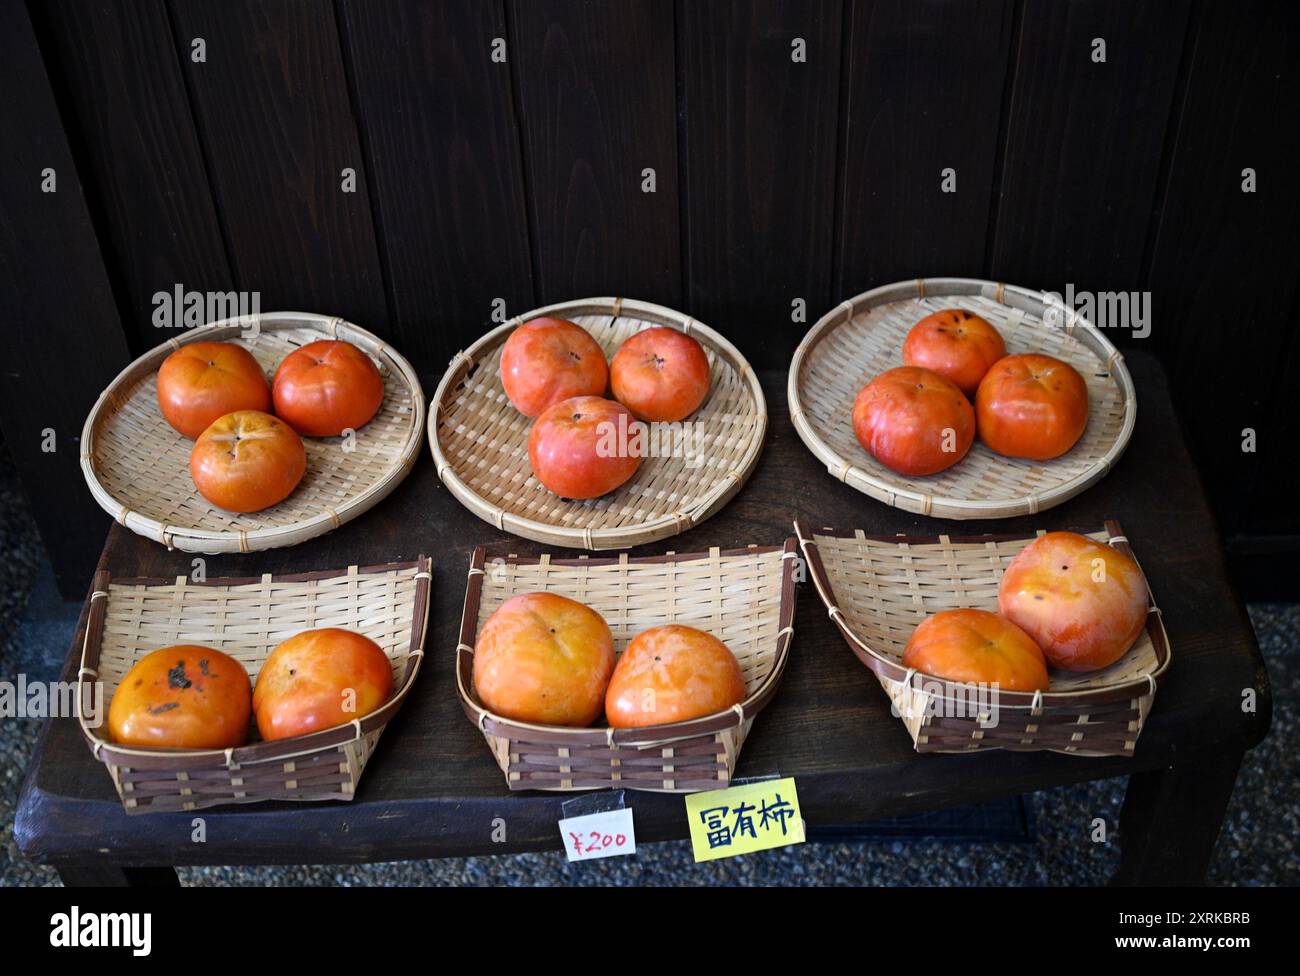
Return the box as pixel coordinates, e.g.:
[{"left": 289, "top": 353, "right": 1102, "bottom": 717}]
[
  {"left": 6, "top": 0, "right": 1300, "bottom": 597},
  {"left": 0, "top": 0, "right": 131, "bottom": 595}
]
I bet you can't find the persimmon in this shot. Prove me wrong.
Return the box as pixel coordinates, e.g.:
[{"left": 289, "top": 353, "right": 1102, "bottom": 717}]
[
  {"left": 272, "top": 339, "right": 384, "bottom": 437},
  {"left": 999, "top": 531, "right": 1149, "bottom": 672},
  {"left": 190, "top": 410, "right": 306, "bottom": 512},
  {"left": 902, "top": 309, "right": 1005, "bottom": 397},
  {"left": 156, "top": 341, "right": 271, "bottom": 439},
  {"left": 473, "top": 592, "right": 615, "bottom": 726},
  {"left": 253, "top": 628, "right": 394, "bottom": 741},
  {"left": 108, "top": 645, "right": 252, "bottom": 749},
  {"left": 528, "top": 395, "right": 642, "bottom": 499},
  {"left": 976, "top": 353, "right": 1089, "bottom": 460},
  {"left": 852, "top": 366, "right": 975, "bottom": 476},
  {"left": 610, "top": 327, "right": 711, "bottom": 422},
  {"left": 902, "top": 609, "right": 1049, "bottom": 692},
  {"left": 500, "top": 317, "right": 608, "bottom": 418},
  {"left": 605, "top": 625, "right": 746, "bottom": 728}
]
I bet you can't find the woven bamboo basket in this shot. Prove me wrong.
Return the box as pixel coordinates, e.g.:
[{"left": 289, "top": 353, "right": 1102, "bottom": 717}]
[
  {"left": 794, "top": 519, "right": 1170, "bottom": 756},
  {"left": 456, "top": 541, "right": 798, "bottom": 791},
  {"left": 429, "top": 297, "right": 767, "bottom": 549},
  {"left": 77, "top": 558, "right": 431, "bottom": 813},
  {"left": 81, "top": 312, "right": 425, "bottom": 553},
  {"left": 789, "top": 278, "right": 1137, "bottom": 518}
]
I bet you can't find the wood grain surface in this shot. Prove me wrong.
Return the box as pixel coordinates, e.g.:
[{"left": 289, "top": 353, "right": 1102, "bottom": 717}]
[
  {"left": 0, "top": 1, "right": 129, "bottom": 596},
  {"left": 508, "top": 0, "right": 681, "bottom": 307},
  {"left": 837, "top": 0, "right": 1014, "bottom": 292},
  {"left": 40, "top": 0, "right": 234, "bottom": 354},
  {"left": 679, "top": 0, "right": 842, "bottom": 366},
  {"left": 168, "top": 0, "right": 390, "bottom": 332},
  {"left": 990, "top": 0, "right": 1191, "bottom": 297},
  {"left": 339, "top": 0, "right": 535, "bottom": 367},
  {"left": 1146, "top": 0, "right": 1300, "bottom": 537}
]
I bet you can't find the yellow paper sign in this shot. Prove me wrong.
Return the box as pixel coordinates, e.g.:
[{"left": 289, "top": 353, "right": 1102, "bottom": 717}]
[{"left": 685, "top": 777, "right": 805, "bottom": 862}]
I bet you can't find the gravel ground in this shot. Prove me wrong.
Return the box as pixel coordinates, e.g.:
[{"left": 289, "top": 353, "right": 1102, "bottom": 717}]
[
  {"left": 0, "top": 443, "right": 1295, "bottom": 886},
  {"left": 1, "top": 445, "right": 57, "bottom": 888}
]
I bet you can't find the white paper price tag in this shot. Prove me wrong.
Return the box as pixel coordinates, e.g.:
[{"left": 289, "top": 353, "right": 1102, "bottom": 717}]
[{"left": 558, "top": 807, "right": 636, "bottom": 862}]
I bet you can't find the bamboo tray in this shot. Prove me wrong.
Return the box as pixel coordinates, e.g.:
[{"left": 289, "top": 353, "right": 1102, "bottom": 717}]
[
  {"left": 429, "top": 298, "right": 767, "bottom": 549},
  {"left": 456, "top": 541, "right": 798, "bottom": 791},
  {"left": 789, "top": 278, "right": 1136, "bottom": 518},
  {"left": 78, "top": 558, "right": 431, "bottom": 813},
  {"left": 81, "top": 312, "right": 425, "bottom": 553},
  {"left": 794, "top": 519, "right": 1170, "bottom": 756}
]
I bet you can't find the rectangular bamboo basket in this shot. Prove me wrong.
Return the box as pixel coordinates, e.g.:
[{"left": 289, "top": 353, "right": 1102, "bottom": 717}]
[
  {"left": 794, "top": 519, "right": 1170, "bottom": 756},
  {"left": 456, "top": 542, "right": 798, "bottom": 791},
  {"left": 78, "top": 558, "right": 431, "bottom": 813}
]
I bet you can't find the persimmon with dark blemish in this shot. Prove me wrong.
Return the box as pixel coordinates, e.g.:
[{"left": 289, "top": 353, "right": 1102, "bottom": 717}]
[{"left": 108, "top": 645, "right": 251, "bottom": 749}]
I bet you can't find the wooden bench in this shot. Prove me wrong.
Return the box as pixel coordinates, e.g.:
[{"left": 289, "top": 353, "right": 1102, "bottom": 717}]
[{"left": 15, "top": 351, "right": 1270, "bottom": 885}]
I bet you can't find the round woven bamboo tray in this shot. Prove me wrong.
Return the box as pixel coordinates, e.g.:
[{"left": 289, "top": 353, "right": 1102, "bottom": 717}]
[
  {"left": 456, "top": 541, "right": 799, "bottom": 791},
  {"left": 81, "top": 313, "right": 425, "bottom": 553},
  {"left": 429, "top": 298, "right": 767, "bottom": 549},
  {"left": 794, "top": 518, "right": 1170, "bottom": 757},
  {"left": 788, "top": 278, "right": 1137, "bottom": 519}
]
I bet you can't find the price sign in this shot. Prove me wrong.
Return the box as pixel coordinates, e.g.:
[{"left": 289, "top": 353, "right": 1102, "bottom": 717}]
[
  {"left": 558, "top": 806, "right": 636, "bottom": 862},
  {"left": 685, "top": 776, "right": 805, "bottom": 862}
]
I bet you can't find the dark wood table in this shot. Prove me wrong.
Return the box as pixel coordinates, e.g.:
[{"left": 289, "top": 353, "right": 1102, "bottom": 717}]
[{"left": 15, "top": 351, "right": 1271, "bottom": 885}]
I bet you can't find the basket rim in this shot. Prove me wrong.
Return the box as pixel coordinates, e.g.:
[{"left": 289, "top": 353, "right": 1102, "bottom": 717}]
[
  {"left": 78, "top": 556, "right": 432, "bottom": 767},
  {"left": 455, "top": 539, "right": 799, "bottom": 746},
  {"left": 793, "top": 517, "right": 1172, "bottom": 709},
  {"left": 80, "top": 311, "right": 427, "bottom": 552},
  {"left": 427, "top": 296, "right": 768, "bottom": 549},
  {"left": 786, "top": 277, "right": 1138, "bottom": 518}
]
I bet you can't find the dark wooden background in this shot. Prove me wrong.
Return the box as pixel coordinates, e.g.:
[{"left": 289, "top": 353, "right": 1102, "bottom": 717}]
[{"left": 2, "top": 0, "right": 1297, "bottom": 599}]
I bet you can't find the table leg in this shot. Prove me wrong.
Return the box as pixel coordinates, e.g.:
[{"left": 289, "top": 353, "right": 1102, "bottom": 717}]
[
  {"left": 1114, "top": 746, "right": 1244, "bottom": 885},
  {"left": 55, "top": 864, "right": 181, "bottom": 887}
]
